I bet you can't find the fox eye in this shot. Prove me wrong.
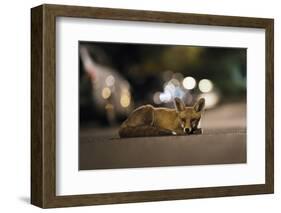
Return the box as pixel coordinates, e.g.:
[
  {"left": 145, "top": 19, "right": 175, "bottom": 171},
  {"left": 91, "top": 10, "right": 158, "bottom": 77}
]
[{"left": 190, "top": 119, "right": 199, "bottom": 127}]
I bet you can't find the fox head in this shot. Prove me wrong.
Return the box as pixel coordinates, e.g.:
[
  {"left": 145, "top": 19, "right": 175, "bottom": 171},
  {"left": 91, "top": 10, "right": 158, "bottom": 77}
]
[{"left": 174, "top": 97, "right": 205, "bottom": 134}]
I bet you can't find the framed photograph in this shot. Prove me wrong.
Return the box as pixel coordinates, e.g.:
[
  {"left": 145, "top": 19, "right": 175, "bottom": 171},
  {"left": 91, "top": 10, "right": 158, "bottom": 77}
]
[{"left": 31, "top": 4, "right": 274, "bottom": 208}]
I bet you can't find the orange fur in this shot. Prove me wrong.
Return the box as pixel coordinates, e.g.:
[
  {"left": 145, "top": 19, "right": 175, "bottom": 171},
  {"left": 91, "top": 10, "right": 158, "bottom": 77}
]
[{"left": 119, "top": 98, "right": 205, "bottom": 138}]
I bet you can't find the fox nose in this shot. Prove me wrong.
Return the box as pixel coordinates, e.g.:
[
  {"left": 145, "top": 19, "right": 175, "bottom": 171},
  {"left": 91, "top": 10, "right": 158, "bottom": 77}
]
[{"left": 184, "top": 128, "right": 191, "bottom": 134}]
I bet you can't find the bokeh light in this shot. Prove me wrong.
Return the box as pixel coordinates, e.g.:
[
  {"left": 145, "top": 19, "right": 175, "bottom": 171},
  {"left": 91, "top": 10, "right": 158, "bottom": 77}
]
[
  {"left": 164, "top": 82, "right": 176, "bottom": 95},
  {"left": 198, "top": 92, "right": 219, "bottom": 109},
  {"left": 199, "top": 79, "right": 213, "bottom": 93},
  {"left": 105, "top": 75, "right": 115, "bottom": 87},
  {"left": 159, "top": 92, "right": 172, "bottom": 103},
  {"left": 182, "top": 76, "right": 196, "bottom": 90},
  {"left": 173, "top": 72, "right": 184, "bottom": 81},
  {"left": 120, "top": 94, "right": 131, "bottom": 107},
  {"left": 153, "top": 92, "right": 162, "bottom": 104},
  {"left": 169, "top": 78, "right": 180, "bottom": 87},
  {"left": 102, "top": 87, "right": 111, "bottom": 99}
]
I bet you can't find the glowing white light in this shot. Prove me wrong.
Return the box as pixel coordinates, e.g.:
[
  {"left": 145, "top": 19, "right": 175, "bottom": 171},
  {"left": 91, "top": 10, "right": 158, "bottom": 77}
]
[
  {"left": 159, "top": 92, "right": 172, "bottom": 103},
  {"left": 182, "top": 76, "right": 196, "bottom": 90},
  {"left": 105, "top": 75, "right": 115, "bottom": 87},
  {"left": 199, "top": 79, "right": 213, "bottom": 93},
  {"left": 164, "top": 83, "right": 176, "bottom": 95}
]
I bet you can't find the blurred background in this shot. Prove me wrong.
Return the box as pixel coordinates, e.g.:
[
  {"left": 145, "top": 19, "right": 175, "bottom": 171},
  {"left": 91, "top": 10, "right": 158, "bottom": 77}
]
[{"left": 79, "top": 41, "right": 246, "bottom": 130}]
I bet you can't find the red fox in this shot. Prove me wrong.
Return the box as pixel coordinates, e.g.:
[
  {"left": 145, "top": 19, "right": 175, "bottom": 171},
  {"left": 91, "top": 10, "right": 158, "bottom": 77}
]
[{"left": 119, "top": 97, "right": 205, "bottom": 138}]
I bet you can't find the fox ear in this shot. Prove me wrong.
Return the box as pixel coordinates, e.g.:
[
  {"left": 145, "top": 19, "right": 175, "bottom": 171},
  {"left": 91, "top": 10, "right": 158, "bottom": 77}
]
[
  {"left": 194, "top": 98, "right": 205, "bottom": 112},
  {"left": 174, "top": 97, "right": 185, "bottom": 112}
]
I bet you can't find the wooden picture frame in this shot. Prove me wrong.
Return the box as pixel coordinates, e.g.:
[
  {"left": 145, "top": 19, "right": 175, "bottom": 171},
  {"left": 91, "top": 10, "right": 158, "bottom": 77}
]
[{"left": 31, "top": 4, "right": 274, "bottom": 208}]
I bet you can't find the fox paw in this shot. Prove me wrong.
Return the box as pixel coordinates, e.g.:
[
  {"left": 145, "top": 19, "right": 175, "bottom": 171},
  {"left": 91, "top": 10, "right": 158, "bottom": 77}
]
[{"left": 191, "top": 128, "right": 202, "bottom": 135}]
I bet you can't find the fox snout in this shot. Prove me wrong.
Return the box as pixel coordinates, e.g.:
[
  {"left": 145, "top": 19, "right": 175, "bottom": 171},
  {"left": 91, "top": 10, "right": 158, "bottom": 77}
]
[
  {"left": 183, "top": 127, "right": 192, "bottom": 134},
  {"left": 179, "top": 119, "right": 192, "bottom": 133}
]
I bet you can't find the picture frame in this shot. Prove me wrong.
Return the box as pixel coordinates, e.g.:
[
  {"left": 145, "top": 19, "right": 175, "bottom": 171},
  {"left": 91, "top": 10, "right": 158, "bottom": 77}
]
[{"left": 31, "top": 4, "right": 274, "bottom": 208}]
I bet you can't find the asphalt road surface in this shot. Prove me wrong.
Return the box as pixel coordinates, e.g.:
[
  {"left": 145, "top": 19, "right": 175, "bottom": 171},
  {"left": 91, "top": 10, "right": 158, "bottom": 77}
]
[{"left": 79, "top": 103, "right": 246, "bottom": 170}]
